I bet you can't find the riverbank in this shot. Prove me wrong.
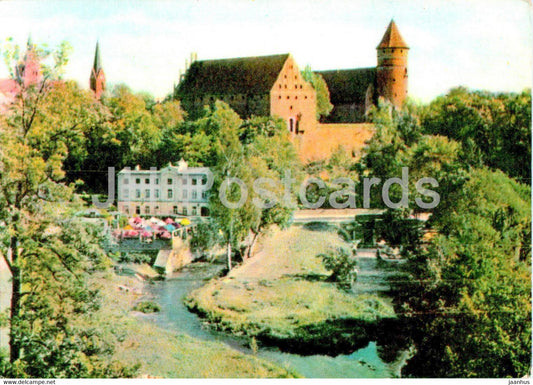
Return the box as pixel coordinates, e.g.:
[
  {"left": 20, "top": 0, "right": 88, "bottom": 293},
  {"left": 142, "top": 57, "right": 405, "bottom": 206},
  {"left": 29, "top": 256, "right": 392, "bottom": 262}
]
[
  {"left": 185, "top": 226, "right": 395, "bottom": 355},
  {"left": 92, "top": 268, "right": 297, "bottom": 378}
]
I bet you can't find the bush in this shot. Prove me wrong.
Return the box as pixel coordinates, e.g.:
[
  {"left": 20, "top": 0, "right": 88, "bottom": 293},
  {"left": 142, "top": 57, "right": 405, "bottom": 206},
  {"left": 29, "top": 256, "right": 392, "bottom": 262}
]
[
  {"left": 319, "top": 247, "right": 358, "bottom": 290},
  {"left": 133, "top": 301, "right": 161, "bottom": 313}
]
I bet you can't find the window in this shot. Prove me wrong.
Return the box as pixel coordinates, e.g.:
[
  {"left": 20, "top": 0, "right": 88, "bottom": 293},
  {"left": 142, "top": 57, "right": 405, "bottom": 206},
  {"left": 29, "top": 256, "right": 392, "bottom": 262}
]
[
  {"left": 192, "top": 207, "right": 197, "bottom": 216},
  {"left": 192, "top": 178, "right": 197, "bottom": 186},
  {"left": 145, "top": 189, "right": 150, "bottom": 198},
  {"left": 125, "top": 207, "right": 129, "bottom": 214},
  {"left": 201, "top": 176, "right": 207, "bottom": 185},
  {"left": 202, "top": 191, "right": 208, "bottom": 199},
  {"left": 136, "top": 206, "right": 140, "bottom": 215},
  {"left": 300, "top": 85, "right": 303, "bottom": 89},
  {"left": 183, "top": 207, "right": 187, "bottom": 216},
  {"left": 183, "top": 190, "right": 188, "bottom": 199},
  {"left": 295, "top": 96, "right": 298, "bottom": 100},
  {"left": 135, "top": 189, "right": 141, "bottom": 198},
  {"left": 284, "top": 75, "right": 287, "bottom": 79},
  {"left": 278, "top": 95, "right": 281, "bottom": 99},
  {"left": 123, "top": 189, "right": 129, "bottom": 199},
  {"left": 295, "top": 84, "right": 297, "bottom": 89},
  {"left": 155, "top": 178, "right": 159, "bottom": 185},
  {"left": 279, "top": 84, "right": 281, "bottom": 89},
  {"left": 286, "top": 96, "right": 290, "bottom": 99},
  {"left": 145, "top": 178, "right": 149, "bottom": 184},
  {"left": 173, "top": 206, "right": 178, "bottom": 214},
  {"left": 155, "top": 206, "right": 159, "bottom": 213},
  {"left": 145, "top": 206, "right": 150, "bottom": 214},
  {"left": 155, "top": 189, "right": 160, "bottom": 198},
  {"left": 168, "top": 189, "right": 173, "bottom": 199},
  {"left": 289, "top": 119, "right": 294, "bottom": 132},
  {"left": 123, "top": 178, "right": 129, "bottom": 185},
  {"left": 290, "top": 105, "right": 293, "bottom": 110},
  {"left": 167, "top": 178, "right": 173, "bottom": 185},
  {"left": 192, "top": 191, "right": 198, "bottom": 200},
  {"left": 136, "top": 178, "right": 140, "bottom": 184},
  {"left": 305, "top": 95, "right": 308, "bottom": 99},
  {"left": 182, "top": 178, "right": 187, "bottom": 185}
]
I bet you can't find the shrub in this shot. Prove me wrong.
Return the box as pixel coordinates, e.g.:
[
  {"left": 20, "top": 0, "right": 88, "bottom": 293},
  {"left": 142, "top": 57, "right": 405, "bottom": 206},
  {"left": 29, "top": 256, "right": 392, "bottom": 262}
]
[
  {"left": 319, "top": 247, "right": 358, "bottom": 289},
  {"left": 133, "top": 301, "right": 161, "bottom": 313}
]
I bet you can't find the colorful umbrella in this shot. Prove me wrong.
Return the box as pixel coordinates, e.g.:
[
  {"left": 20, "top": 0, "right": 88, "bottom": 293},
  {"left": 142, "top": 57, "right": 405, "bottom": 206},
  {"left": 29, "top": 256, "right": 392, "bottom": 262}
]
[
  {"left": 165, "top": 224, "right": 176, "bottom": 231},
  {"left": 165, "top": 217, "right": 174, "bottom": 224},
  {"left": 123, "top": 224, "right": 134, "bottom": 230},
  {"left": 180, "top": 218, "right": 191, "bottom": 226}
]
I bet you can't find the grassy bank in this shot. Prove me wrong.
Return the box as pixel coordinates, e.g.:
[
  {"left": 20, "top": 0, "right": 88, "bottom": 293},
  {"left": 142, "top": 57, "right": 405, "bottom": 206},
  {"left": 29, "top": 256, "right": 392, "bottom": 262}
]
[
  {"left": 185, "top": 226, "right": 395, "bottom": 354},
  {"left": 92, "top": 268, "right": 296, "bottom": 378}
]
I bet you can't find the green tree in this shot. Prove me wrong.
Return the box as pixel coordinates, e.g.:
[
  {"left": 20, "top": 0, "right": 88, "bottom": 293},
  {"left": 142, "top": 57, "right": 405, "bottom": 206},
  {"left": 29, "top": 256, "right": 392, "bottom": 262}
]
[
  {"left": 422, "top": 87, "right": 531, "bottom": 182},
  {"left": 0, "top": 39, "right": 136, "bottom": 377},
  {"left": 394, "top": 168, "right": 531, "bottom": 377},
  {"left": 302, "top": 66, "right": 333, "bottom": 120}
]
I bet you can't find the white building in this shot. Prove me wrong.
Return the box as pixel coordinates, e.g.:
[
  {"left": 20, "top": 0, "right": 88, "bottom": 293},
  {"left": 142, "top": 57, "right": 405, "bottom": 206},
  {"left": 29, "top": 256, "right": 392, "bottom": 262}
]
[{"left": 117, "top": 159, "right": 211, "bottom": 217}]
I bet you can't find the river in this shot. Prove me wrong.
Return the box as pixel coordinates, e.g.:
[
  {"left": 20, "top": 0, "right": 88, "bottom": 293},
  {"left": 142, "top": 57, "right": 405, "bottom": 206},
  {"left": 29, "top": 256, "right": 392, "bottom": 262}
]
[{"left": 136, "top": 252, "right": 408, "bottom": 378}]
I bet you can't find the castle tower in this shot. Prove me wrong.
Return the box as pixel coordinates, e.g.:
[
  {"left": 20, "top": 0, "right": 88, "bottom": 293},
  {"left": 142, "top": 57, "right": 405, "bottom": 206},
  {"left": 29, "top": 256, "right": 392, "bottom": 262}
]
[
  {"left": 90, "top": 42, "right": 106, "bottom": 100},
  {"left": 16, "top": 36, "right": 42, "bottom": 87},
  {"left": 376, "top": 20, "right": 409, "bottom": 108}
]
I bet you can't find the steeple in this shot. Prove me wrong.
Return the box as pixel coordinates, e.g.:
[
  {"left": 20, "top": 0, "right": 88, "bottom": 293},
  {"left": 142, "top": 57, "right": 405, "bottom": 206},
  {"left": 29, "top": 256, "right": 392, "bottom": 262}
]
[
  {"left": 16, "top": 35, "right": 41, "bottom": 87},
  {"left": 376, "top": 20, "right": 409, "bottom": 109},
  {"left": 90, "top": 41, "right": 106, "bottom": 100},
  {"left": 93, "top": 41, "right": 102, "bottom": 73},
  {"left": 377, "top": 20, "right": 409, "bottom": 49}
]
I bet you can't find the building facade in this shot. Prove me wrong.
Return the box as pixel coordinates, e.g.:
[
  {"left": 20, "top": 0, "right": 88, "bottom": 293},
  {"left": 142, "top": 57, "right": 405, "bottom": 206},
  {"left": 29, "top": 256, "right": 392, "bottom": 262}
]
[
  {"left": 175, "top": 53, "right": 317, "bottom": 135},
  {"left": 117, "top": 159, "right": 211, "bottom": 217}
]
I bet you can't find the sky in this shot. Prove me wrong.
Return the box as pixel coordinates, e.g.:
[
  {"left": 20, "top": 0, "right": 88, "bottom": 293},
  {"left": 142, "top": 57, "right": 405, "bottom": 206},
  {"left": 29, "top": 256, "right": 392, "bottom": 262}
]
[{"left": 0, "top": 0, "right": 531, "bottom": 102}]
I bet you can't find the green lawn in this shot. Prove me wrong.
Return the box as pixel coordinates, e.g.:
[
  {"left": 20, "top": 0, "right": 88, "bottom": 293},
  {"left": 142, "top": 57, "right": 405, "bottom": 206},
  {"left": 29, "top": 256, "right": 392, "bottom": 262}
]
[{"left": 186, "top": 226, "right": 394, "bottom": 344}]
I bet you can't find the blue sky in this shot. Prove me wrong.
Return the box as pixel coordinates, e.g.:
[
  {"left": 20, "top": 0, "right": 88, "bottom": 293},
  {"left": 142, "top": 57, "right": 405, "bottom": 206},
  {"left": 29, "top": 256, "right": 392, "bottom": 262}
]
[{"left": 0, "top": 0, "right": 531, "bottom": 102}]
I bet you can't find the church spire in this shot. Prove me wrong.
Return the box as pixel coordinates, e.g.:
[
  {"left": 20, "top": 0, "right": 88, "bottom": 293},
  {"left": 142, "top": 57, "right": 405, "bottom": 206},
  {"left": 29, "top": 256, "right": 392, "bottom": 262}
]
[
  {"left": 93, "top": 41, "right": 102, "bottom": 73},
  {"left": 90, "top": 41, "right": 106, "bottom": 100}
]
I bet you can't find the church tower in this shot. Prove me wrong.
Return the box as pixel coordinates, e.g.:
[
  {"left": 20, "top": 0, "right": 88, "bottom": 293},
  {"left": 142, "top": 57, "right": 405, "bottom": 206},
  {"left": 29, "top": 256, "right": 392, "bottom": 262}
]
[
  {"left": 16, "top": 36, "right": 42, "bottom": 87},
  {"left": 90, "top": 42, "right": 106, "bottom": 100},
  {"left": 376, "top": 20, "right": 409, "bottom": 108}
]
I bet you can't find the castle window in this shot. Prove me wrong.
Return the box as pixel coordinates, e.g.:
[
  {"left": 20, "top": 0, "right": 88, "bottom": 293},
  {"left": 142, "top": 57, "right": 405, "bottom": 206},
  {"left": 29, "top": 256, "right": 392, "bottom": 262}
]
[
  {"left": 305, "top": 96, "right": 308, "bottom": 99},
  {"left": 294, "top": 76, "right": 297, "bottom": 80},
  {"left": 295, "top": 84, "right": 298, "bottom": 89},
  {"left": 279, "top": 84, "right": 281, "bottom": 89},
  {"left": 284, "top": 75, "right": 287, "bottom": 79},
  {"left": 278, "top": 95, "right": 281, "bottom": 99},
  {"left": 290, "top": 105, "right": 293, "bottom": 110},
  {"left": 287, "top": 96, "right": 290, "bottom": 99},
  {"left": 284, "top": 84, "right": 287, "bottom": 89},
  {"left": 295, "top": 96, "right": 298, "bottom": 100},
  {"left": 145, "top": 206, "right": 150, "bottom": 214},
  {"left": 136, "top": 206, "right": 140, "bottom": 215},
  {"left": 289, "top": 118, "right": 294, "bottom": 132},
  {"left": 300, "top": 85, "right": 303, "bottom": 89}
]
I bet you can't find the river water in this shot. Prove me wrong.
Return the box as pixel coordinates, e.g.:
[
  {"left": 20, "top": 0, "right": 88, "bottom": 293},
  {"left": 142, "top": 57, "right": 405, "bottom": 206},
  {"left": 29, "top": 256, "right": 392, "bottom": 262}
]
[{"left": 137, "top": 253, "right": 407, "bottom": 378}]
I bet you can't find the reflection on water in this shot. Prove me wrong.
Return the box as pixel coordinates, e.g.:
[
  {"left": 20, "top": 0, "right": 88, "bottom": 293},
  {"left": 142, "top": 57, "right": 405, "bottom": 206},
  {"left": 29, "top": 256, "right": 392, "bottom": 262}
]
[{"left": 138, "top": 257, "right": 407, "bottom": 378}]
